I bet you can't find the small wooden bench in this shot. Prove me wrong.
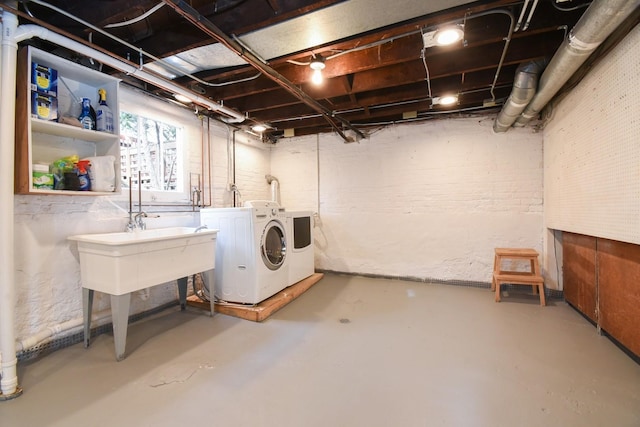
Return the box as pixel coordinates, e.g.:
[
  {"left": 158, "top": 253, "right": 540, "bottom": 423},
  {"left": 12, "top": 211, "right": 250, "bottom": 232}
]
[{"left": 492, "top": 248, "right": 546, "bottom": 306}]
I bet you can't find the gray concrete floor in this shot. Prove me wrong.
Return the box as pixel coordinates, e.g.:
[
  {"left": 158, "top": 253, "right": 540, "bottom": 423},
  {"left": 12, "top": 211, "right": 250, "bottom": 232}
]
[{"left": 1, "top": 273, "right": 639, "bottom": 427}]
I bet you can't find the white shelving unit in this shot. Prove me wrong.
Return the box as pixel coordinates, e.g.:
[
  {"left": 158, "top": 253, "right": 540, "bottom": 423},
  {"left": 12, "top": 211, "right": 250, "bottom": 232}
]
[{"left": 15, "top": 45, "right": 121, "bottom": 195}]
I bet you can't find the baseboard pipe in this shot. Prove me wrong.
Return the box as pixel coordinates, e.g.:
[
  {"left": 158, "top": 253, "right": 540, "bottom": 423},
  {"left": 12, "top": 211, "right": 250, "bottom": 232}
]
[
  {"left": 15, "top": 309, "right": 113, "bottom": 353},
  {"left": 0, "top": 3, "right": 20, "bottom": 400}
]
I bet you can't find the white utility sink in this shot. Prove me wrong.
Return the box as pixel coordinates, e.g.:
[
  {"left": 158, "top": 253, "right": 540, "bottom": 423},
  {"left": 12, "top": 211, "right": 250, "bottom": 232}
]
[
  {"left": 69, "top": 226, "right": 218, "bottom": 295},
  {"left": 68, "top": 226, "right": 218, "bottom": 360}
]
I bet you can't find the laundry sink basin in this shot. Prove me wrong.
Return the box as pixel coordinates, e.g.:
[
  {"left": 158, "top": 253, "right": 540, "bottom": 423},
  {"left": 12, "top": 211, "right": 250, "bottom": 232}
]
[
  {"left": 68, "top": 226, "right": 218, "bottom": 361},
  {"left": 68, "top": 226, "right": 218, "bottom": 295}
]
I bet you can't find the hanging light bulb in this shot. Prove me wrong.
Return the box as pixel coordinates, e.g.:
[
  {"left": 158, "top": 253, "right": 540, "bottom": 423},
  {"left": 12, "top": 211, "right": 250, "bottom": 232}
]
[
  {"left": 310, "top": 55, "right": 325, "bottom": 85},
  {"left": 311, "top": 68, "right": 323, "bottom": 85}
]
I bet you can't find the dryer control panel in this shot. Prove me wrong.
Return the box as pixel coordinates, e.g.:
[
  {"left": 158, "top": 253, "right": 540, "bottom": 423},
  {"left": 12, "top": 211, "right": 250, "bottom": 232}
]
[{"left": 245, "top": 200, "right": 285, "bottom": 219}]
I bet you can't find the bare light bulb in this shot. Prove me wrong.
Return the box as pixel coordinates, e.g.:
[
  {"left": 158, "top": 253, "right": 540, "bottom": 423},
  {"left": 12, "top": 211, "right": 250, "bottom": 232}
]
[
  {"left": 311, "top": 69, "right": 323, "bottom": 85},
  {"left": 310, "top": 56, "right": 325, "bottom": 85}
]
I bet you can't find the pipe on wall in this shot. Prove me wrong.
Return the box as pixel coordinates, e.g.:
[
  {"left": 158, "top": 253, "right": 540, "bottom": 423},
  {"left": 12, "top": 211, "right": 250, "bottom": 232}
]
[
  {"left": 15, "top": 309, "right": 113, "bottom": 353},
  {"left": 0, "top": 4, "right": 21, "bottom": 400},
  {"left": 504, "top": 0, "right": 640, "bottom": 129},
  {"left": 265, "top": 175, "right": 280, "bottom": 205}
]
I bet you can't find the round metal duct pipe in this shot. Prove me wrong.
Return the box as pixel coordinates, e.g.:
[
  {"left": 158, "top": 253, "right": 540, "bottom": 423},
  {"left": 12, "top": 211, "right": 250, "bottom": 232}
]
[
  {"left": 494, "top": 0, "right": 640, "bottom": 131},
  {"left": 493, "top": 60, "right": 546, "bottom": 133}
]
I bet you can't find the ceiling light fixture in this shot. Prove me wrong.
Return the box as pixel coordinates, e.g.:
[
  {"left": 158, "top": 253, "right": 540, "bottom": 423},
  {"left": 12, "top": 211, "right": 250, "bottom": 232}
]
[
  {"left": 439, "top": 95, "right": 458, "bottom": 105},
  {"left": 434, "top": 25, "right": 464, "bottom": 46},
  {"left": 310, "top": 55, "right": 326, "bottom": 85},
  {"left": 432, "top": 95, "right": 458, "bottom": 106},
  {"left": 251, "top": 124, "right": 267, "bottom": 133}
]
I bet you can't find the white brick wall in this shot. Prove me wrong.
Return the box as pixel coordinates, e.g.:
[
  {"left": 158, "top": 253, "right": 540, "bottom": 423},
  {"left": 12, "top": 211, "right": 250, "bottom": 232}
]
[
  {"left": 542, "top": 23, "right": 640, "bottom": 290},
  {"left": 272, "top": 117, "right": 544, "bottom": 283},
  {"left": 12, "top": 88, "right": 546, "bottom": 349},
  {"left": 11, "top": 89, "right": 270, "bottom": 346}
]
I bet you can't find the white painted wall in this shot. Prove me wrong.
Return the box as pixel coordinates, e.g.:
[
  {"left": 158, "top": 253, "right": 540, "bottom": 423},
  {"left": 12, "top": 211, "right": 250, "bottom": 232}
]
[
  {"left": 271, "top": 117, "right": 544, "bottom": 284},
  {"left": 12, "top": 87, "right": 270, "bottom": 348},
  {"left": 13, "top": 107, "right": 543, "bottom": 351},
  {"left": 542, "top": 23, "right": 640, "bottom": 290},
  {"left": 21, "top": 24, "right": 640, "bottom": 350}
]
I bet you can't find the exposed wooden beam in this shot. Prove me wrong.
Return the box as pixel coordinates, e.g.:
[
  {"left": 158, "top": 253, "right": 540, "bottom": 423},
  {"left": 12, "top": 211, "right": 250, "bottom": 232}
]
[{"left": 163, "top": 0, "right": 365, "bottom": 142}]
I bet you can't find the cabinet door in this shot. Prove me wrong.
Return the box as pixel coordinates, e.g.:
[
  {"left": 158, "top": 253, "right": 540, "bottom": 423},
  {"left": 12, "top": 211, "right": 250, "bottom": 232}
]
[
  {"left": 597, "top": 238, "right": 640, "bottom": 357},
  {"left": 562, "top": 232, "right": 597, "bottom": 321}
]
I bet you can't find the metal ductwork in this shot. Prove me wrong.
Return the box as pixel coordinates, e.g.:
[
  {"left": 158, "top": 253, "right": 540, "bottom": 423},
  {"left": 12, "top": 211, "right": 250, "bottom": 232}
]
[
  {"left": 493, "top": 60, "right": 546, "bottom": 133},
  {"left": 495, "top": 0, "right": 640, "bottom": 131}
]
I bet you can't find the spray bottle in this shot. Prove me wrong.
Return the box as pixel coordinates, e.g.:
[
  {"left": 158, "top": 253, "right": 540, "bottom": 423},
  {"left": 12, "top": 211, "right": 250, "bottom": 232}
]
[
  {"left": 78, "top": 98, "right": 96, "bottom": 130},
  {"left": 96, "top": 88, "right": 114, "bottom": 133},
  {"left": 76, "top": 160, "right": 92, "bottom": 191}
]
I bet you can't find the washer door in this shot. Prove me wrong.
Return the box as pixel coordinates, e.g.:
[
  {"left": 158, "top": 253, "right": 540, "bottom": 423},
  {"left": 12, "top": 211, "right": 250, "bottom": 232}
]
[{"left": 261, "top": 220, "right": 287, "bottom": 270}]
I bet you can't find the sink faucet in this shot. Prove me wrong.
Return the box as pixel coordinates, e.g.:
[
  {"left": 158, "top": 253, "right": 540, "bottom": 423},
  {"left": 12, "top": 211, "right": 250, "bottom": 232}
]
[
  {"left": 135, "top": 212, "right": 148, "bottom": 230},
  {"left": 195, "top": 225, "right": 208, "bottom": 233},
  {"left": 125, "top": 214, "right": 136, "bottom": 232}
]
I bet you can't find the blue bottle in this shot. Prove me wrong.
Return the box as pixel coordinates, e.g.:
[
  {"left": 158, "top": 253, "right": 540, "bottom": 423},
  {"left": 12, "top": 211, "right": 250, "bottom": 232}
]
[{"left": 78, "top": 98, "right": 96, "bottom": 130}]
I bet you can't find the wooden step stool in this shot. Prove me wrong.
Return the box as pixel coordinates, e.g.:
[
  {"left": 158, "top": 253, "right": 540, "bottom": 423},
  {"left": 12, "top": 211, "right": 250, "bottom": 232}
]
[{"left": 492, "top": 248, "right": 546, "bottom": 306}]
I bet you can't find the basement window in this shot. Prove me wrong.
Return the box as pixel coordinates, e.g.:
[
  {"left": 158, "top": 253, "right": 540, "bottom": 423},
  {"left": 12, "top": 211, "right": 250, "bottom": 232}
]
[{"left": 119, "top": 111, "right": 185, "bottom": 200}]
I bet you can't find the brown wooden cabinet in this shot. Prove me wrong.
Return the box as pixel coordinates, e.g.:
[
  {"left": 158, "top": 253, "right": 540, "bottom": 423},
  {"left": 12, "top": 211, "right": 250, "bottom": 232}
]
[
  {"left": 597, "top": 239, "right": 640, "bottom": 358},
  {"left": 562, "top": 233, "right": 597, "bottom": 322},
  {"left": 15, "top": 46, "right": 121, "bottom": 195},
  {"left": 563, "top": 232, "right": 640, "bottom": 358}
]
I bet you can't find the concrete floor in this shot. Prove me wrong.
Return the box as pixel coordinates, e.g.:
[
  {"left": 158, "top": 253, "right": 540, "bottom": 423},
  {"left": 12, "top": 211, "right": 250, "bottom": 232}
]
[{"left": 1, "top": 273, "right": 639, "bottom": 427}]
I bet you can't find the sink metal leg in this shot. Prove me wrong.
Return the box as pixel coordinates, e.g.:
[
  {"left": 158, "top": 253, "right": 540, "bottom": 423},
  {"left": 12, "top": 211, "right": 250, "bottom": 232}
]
[
  {"left": 110, "top": 294, "right": 131, "bottom": 361},
  {"left": 177, "top": 276, "right": 188, "bottom": 310},
  {"left": 82, "top": 288, "right": 94, "bottom": 348},
  {"left": 209, "top": 275, "right": 215, "bottom": 317}
]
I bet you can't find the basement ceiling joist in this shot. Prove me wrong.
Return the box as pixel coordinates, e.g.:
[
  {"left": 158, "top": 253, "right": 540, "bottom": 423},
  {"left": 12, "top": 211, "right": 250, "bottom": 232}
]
[{"left": 15, "top": 0, "right": 601, "bottom": 141}]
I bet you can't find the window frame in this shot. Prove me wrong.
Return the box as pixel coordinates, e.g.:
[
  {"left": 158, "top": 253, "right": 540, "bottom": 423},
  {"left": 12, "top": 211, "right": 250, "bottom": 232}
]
[{"left": 118, "top": 86, "right": 197, "bottom": 204}]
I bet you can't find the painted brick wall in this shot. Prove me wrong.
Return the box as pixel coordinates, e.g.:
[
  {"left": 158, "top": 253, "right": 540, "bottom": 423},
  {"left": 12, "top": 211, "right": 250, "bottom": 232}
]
[
  {"left": 542, "top": 23, "right": 640, "bottom": 290},
  {"left": 271, "top": 117, "right": 544, "bottom": 284},
  {"left": 207, "top": 126, "right": 271, "bottom": 208},
  {"left": 12, "top": 89, "right": 270, "bottom": 346},
  {"left": 12, "top": 89, "right": 546, "bottom": 349}
]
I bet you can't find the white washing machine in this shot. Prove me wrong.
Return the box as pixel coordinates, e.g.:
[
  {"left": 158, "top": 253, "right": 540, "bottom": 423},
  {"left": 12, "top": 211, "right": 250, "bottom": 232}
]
[
  {"left": 285, "top": 211, "right": 315, "bottom": 286},
  {"left": 199, "top": 200, "right": 289, "bottom": 305}
]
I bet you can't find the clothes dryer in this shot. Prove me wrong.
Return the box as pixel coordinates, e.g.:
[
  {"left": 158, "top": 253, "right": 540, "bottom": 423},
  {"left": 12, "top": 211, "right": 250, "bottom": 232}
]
[
  {"left": 199, "top": 200, "right": 289, "bottom": 304},
  {"left": 285, "top": 211, "right": 315, "bottom": 286}
]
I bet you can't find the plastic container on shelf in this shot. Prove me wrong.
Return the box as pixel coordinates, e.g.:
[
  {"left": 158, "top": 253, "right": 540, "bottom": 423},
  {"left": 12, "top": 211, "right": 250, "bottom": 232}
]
[
  {"left": 96, "top": 88, "right": 114, "bottom": 133},
  {"left": 78, "top": 97, "right": 95, "bottom": 130}
]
